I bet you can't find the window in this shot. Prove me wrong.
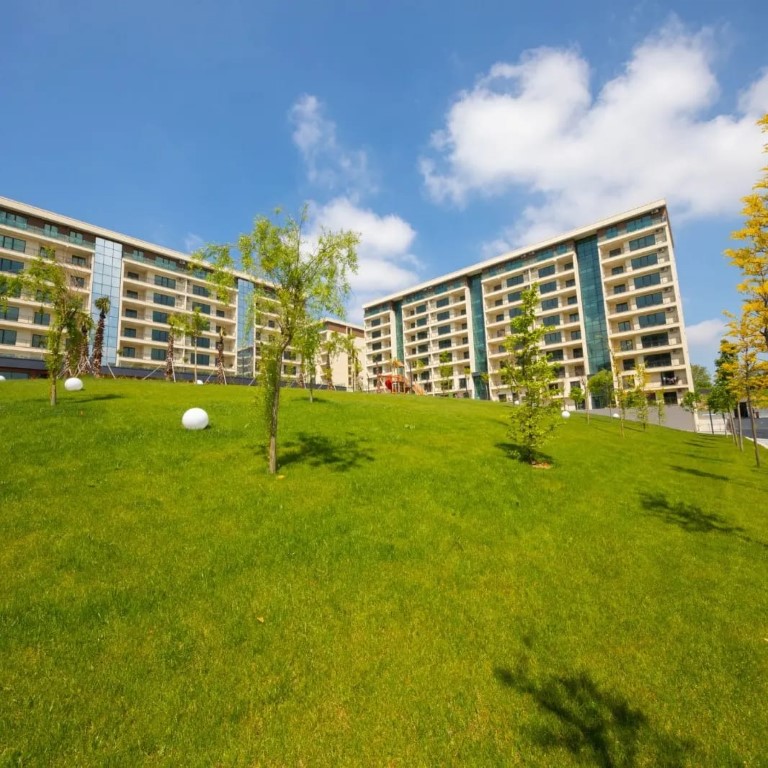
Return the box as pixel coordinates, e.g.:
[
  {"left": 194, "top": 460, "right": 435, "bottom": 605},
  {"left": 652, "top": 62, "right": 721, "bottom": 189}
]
[
  {"left": 623, "top": 358, "right": 635, "bottom": 371},
  {"left": 538, "top": 264, "right": 555, "bottom": 278},
  {"left": 417, "top": 331, "right": 428, "bottom": 340},
  {"left": 626, "top": 214, "right": 653, "bottom": 232},
  {"left": 539, "top": 280, "right": 557, "bottom": 294},
  {"left": 153, "top": 293, "right": 176, "bottom": 307},
  {"left": 127, "top": 271, "right": 140, "bottom": 280},
  {"left": 0, "top": 257, "right": 24, "bottom": 273},
  {"left": 611, "top": 266, "right": 625, "bottom": 275},
  {"left": 636, "top": 292, "right": 662, "bottom": 308},
  {"left": 541, "top": 298, "right": 558, "bottom": 311},
  {"left": 631, "top": 252, "right": 658, "bottom": 270},
  {"left": 417, "top": 344, "right": 429, "bottom": 353},
  {"left": 615, "top": 302, "right": 629, "bottom": 313},
  {"left": 619, "top": 339, "right": 634, "bottom": 351},
  {"left": 31, "top": 333, "right": 47, "bottom": 348},
  {"left": 195, "top": 337, "right": 211, "bottom": 349},
  {"left": 33, "top": 311, "right": 51, "bottom": 326},
  {"left": 507, "top": 291, "right": 522, "bottom": 303},
  {"left": 571, "top": 330, "right": 582, "bottom": 341},
  {"left": 572, "top": 347, "right": 583, "bottom": 358},
  {"left": 438, "top": 339, "right": 452, "bottom": 349},
  {"left": 192, "top": 302, "right": 211, "bottom": 315},
  {"left": 435, "top": 297, "right": 449, "bottom": 308},
  {"left": 70, "top": 276, "right": 85, "bottom": 288},
  {"left": 415, "top": 317, "right": 427, "bottom": 327},
  {"left": 151, "top": 329, "right": 169, "bottom": 342},
  {"left": 372, "top": 342, "right": 382, "bottom": 351},
  {"left": 568, "top": 312, "right": 579, "bottom": 323},
  {"left": 121, "top": 347, "right": 136, "bottom": 358},
  {"left": 216, "top": 310, "right": 225, "bottom": 318},
  {"left": 127, "top": 290, "right": 139, "bottom": 299},
  {"left": 191, "top": 353, "right": 210, "bottom": 366},
  {"left": 152, "top": 311, "right": 169, "bottom": 323},
  {"left": 563, "top": 262, "right": 573, "bottom": 271},
  {"left": 548, "top": 349, "right": 564, "bottom": 362},
  {"left": 617, "top": 320, "right": 632, "bottom": 332},
  {"left": 567, "top": 295, "right": 578, "bottom": 305},
  {"left": 155, "top": 275, "right": 176, "bottom": 289},
  {"left": 42, "top": 223, "right": 58, "bottom": 237},
  {"left": 495, "top": 314, "right": 504, "bottom": 322},
  {"left": 192, "top": 284, "right": 210, "bottom": 297},
  {"left": 638, "top": 312, "right": 666, "bottom": 328},
  {"left": 634, "top": 272, "right": 661, "bottom": 289},
  {"left": 71, "top": 255, "right": 87, "bottom": 267},
  {"left": 506, "top": 274, "right": 524, "bottom": 287},
  {"left": 544, "top": 331, "right": 562, "bottom": 344},
  {"left": 124, "top": 327, "right": 137, "bottom": 339},
  {"left": 542, "top": 315, "right": 560, "bottom": 327},
  {"left": 150, "top": 348, "right": 165, "bottom": 361},
  {"left": 372, "top": 330, "right": 381, "bottom": 339},
  {"left": 125, "top": 308, "right": 138, "bottom": 319},
  {"left": 69, "top": 231, "right": 84, "bottom": 245},
  {"left": 370, "top": 318, "right": 381, "bottom": 327},
  {"left": 0, "top": 306, "right": 19, "bottom": 321},
  {"left": 565, "top": 278, "right": 576, "bottom": 288},
  {"left": 437, "top": 325, "right": 451, "bottom": 335},
  {"left": 0, "top": 329, "right": 17, "bottom": 344},
  {"left": 0, "top": 211, "right": 27, "bottom": 228},
  {"left": 608, "top": 247, "right": 622, "bottom": 257},
  {"left": 509, "top": 307, "right": 522, "bottom": 318},
  {"left": 605, "top": 225, "right": 619, "bottom": 238},
  {"left": 1, "top": 237, "right": 26, "bottom": 253},
  {"left": 613, "top": 284, "right": 626, "bottom": 294},
  {"left": 645, "top": 352, "right": 672, "bottom": 368},
  {"left": 641, "top": 332, "right": 669, "bottom": 349},
  {"left": 436, "top": 310, "right": 450, "bottom": 322},
  {"left": 415, "top": 304, "right": 427, "bottom": 314},
  {"left": 628, "top": 234, "right": 656, "bottom": 251}
]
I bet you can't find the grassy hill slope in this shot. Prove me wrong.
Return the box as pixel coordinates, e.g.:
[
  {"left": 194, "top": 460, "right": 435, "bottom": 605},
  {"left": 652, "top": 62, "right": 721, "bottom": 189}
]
[{"left": 1, "top": 379, "right": 766, "bottom": 766}]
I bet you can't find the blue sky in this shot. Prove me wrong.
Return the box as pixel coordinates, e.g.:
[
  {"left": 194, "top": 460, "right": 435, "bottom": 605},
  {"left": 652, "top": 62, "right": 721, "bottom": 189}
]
[{"left": 1, "top": 0, "right": 766, "bottom": 369}]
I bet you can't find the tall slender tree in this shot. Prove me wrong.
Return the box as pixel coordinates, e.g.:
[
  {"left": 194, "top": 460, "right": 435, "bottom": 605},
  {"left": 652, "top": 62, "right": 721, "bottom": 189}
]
[
  {"left": 187, "top": 307, "right": 209, "bottom": 383},
  {"left": 215, "top": 329, "right": 226, "bottom": 384},
  {"left": 165, "top": 313, "right": 189, "bottom": 381},
  {"left": 503, "top": 284, "right": 561, "bottom": 463},
  {"left": 90, "top": 296, "right": 111, "bottom": 377},
  {"left": 198, "top": 207, "right": 359, "bottom": 473}
]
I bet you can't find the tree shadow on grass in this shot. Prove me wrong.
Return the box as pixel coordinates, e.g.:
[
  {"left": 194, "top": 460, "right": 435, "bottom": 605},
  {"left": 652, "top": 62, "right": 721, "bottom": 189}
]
[
  {"left": 67, "top": 394, "right": 125, "bottom": 403},
  {"left": 495, "top": 442, "right": 554, "bottom": 466},
  {"left": 280, "top": 431, "right": 375, "bottom": 472},
  {"left": 640, "top": 492, "right": 767, "bottom": 549},
  {"left": 667, "top": 465, "right": 730, "bottom": 482},
  {"left": 494, "top": 662, "right": 693, "bottom": 767}
]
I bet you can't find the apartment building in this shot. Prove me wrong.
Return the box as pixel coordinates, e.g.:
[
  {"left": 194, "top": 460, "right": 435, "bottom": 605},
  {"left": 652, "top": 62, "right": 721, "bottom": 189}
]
[
  {"left": 363, "top": 201, "right": 693, "bottom": 406},
  {"left": 0, "top": 196, "right": 259, "bottom": 379},
  {"left": 317, "top": 319, "right": 364, "bottom": 391}
]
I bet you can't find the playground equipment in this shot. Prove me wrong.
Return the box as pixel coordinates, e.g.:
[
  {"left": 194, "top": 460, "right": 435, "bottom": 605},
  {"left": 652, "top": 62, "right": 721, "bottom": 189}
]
[{"left": 374, "top": 359, "right": 425, "bottom": 395}]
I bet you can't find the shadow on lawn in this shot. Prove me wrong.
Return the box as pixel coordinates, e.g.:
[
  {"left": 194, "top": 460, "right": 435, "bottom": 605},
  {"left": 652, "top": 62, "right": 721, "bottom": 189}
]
[
  {"left": 281, "top": 432, "right": 374, "bottom": 471},
  {"left": 640, "top": 492, "right": 767, "bottom": 549},
  {"left": 667, "top": 465, "right": 730, "bottom": 482},
  {"left": 68, "top": 394, "right": 125, "bottom": 403},
  {"left": 494, "top": 662, "right": 693, "bottom": 767},
  {"left": 495, "top": 442, "right": 554, "bottom": 466}
]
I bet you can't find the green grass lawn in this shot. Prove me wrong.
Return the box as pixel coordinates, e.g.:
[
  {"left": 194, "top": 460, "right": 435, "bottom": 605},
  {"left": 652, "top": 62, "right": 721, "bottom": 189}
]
[{"left": 1, "top": 378, "right": 766, "bottom": 767}]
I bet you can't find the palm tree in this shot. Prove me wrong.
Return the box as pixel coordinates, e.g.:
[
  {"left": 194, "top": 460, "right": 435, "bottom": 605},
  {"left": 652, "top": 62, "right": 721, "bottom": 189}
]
[
  {"left": 165, "top": 313, "right": 188, "bottom": 381},
  {"left": 215, "top": 329, "right": 226, "bottom": 384},
  {"left": 77, "top": 313, "right": 95, "bottom": 374},
  {"left": 90, "top": 296, "right": 111, "bottom": 377}
]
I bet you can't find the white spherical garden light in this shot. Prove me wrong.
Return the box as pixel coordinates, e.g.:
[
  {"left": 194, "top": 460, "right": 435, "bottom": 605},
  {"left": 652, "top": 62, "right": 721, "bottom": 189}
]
[
  {"left": 196, "top": 379, "right": 204, "bottom": 385},
  {"left": 64, "top": 377, "right": 84, "bottom": 392},
  {"left": 561, "top": 410, "right": 571, "bottom": 419},
  {"left": 0, "top": 375, "right": 6, "bottom": 381},
  {"left": 182, "top": 407, "right": 209, "bottom": 430}
]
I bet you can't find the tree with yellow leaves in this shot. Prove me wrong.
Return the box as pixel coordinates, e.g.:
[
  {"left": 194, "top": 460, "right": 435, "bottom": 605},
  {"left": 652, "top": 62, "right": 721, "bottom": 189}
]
[{"left": 726, "top": 113, "right": 768, "bottom": 352}]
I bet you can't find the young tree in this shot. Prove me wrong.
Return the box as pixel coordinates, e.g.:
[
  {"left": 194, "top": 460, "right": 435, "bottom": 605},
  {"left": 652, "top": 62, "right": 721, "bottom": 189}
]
[
  {"left": 1, "top": 248, "right": 86, "bottom": 405},
  {"left": 724, "top": 312, "right": 768, "bottom": 467},
  {"left": 587, "top": 369, "right": 614, "bottom": 412},
  {"left": 201, "top": 207, "right": 358, "bottom": 473},
  {"left": 187, "top": 307, "right": 209, "bottom": 383},
  {"left": 90, "top": 296, "right": 111, "bottom": 376},
  {"left": 691, "top": 364, "right": 713, "bottom": 393},
  {"left": 725, "top": 113, "right": 768, "bottom": 352},
  {"left": 633, "top": 363, "right": 650, "bottom": 431},
  {"left": 215, "top": 329, "right": 226, "bottom": 384},
  {"left": 503, "top": 284, "right": 561, "bottom": 463},
  {"left": 711, "top": 339, "right": 740, "bottom": 447},
  {"left": 295, "top": 319, "right": 323, "bottom": 402},
  {"left": 320, "top": 330, "right": 345, "bottom": 390},
  {"left": 655, "top": 392, "right": 666, "bottom": 426},
  {"left": 165, "top": 313, "right": 189, "bottom": 381},
  {"left": 76, "top": 313, "right": 94, "bottom": 375},
  {"left": 463, "top": 365, "right": 471, "bottom": 397},
  {"left": 438, "top": 351, "right": 453, "bottom": 394}
]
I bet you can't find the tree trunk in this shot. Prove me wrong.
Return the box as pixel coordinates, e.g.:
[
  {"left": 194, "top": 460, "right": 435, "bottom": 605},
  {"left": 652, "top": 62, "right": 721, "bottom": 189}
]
[
  {"left": 268, "top": 373, "right": 281, "bottom": 474},
  {"left": 737, "top": 409, "right": 744, "bottom": 451},
  {"left": 92, "top": 312, "right": 105, "bottom": 378},
  {"left": 50, "top": 376, "right": 57, "bottom": 406},
  {"left": 746, "top": 389, "right": 761, "bottom": 468},
  {"left": 193, "top": 338, "right": 198, "bottom": 383},
  {"left": 165, "top": 337, "right": 175, "bottom": 381}
]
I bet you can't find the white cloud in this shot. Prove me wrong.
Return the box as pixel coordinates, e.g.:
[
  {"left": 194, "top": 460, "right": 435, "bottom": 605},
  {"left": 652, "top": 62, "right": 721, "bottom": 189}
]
[
  {"left": 686, "top": 318, "right": 727, "bottom": 367},
  {"left": 184, "top": 233, "right": 204, "bottom": 253},
  {"left": 310, "top": 196, "right": 420, "bottom": 319},
  {"left": 290, "top": 94, "right": 373, "bottom": 199},
  {"left": 421, "top": 21, "right": 768, "bottom": 247}
]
